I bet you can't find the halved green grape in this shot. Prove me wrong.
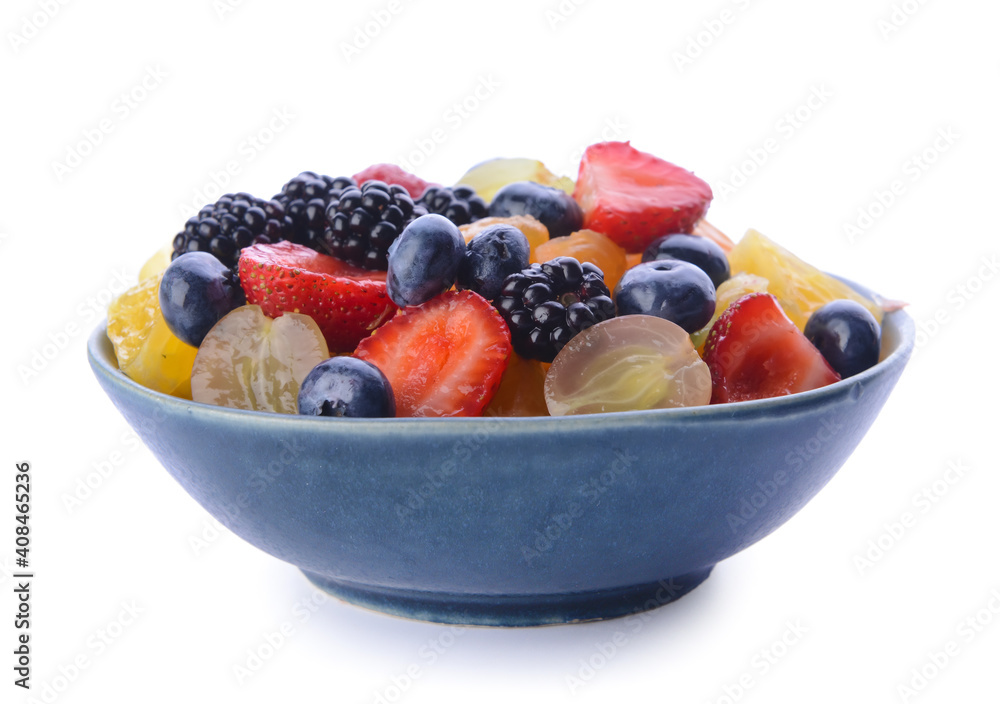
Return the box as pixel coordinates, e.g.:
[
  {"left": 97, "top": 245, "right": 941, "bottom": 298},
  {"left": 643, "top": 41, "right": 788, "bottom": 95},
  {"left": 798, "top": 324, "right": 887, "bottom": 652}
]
[
  {"left": 544, "top": 315, "right": 711, "bottom": 416},
  {"left": 191, "top": 305, "right": 329, "bottom": 413},
  {"left": 456, "top": 158, "right": 574, "bottom": 203}
]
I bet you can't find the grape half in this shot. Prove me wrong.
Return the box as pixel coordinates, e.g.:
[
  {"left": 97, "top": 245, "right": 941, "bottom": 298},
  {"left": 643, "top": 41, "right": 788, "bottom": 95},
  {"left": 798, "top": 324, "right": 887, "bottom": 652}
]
[
  {"left": 544, "top": 315, "right": 711, "bottom": 416},
  {"left": 191, "top": 305, "right": 329, "bottom": 413}
]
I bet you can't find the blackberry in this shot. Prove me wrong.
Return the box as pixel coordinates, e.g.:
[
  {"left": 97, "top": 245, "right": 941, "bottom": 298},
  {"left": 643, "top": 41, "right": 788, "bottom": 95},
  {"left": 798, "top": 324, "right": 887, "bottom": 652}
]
[
  {"left": 418, "top": 185, "right": 488, "bottom": 226},
  {"left": 172, "top": 192, "right": 289, "bottom": 271},
  {"left": 495, "top": 257, "right": 616, "bottom": 363},
  {"left": 273, "top": 172, "right": 357, "bottom": 251},
  {"left": 323, "top": 180, "right": 427, "bottom": 270}
]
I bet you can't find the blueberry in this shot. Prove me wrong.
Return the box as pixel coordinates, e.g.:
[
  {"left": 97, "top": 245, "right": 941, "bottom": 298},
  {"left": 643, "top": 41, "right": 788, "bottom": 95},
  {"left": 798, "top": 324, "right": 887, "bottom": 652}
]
[
  {"left": 804, "top": 300, "right": 881, "bottom": 378},
  {"left": 297, "top": 357, "right": 395, "bottom": 418},
  {"left": 642, "top": 233, "right": 731, "bottom": 289},
  {"left": 614, "top": 260, "right": 715, "bottom": 333},
  {"left": 456, "top": 224, "right": 530, "bottom": 300},
  {"left": 387, "top": 213, "right": 466, "bottom": 307},
  {"left": 159, "top": 252, "right": 246, "bottom": 347},
  {"left": 489, "top": 181, "right": 583, "bottom": 239}
]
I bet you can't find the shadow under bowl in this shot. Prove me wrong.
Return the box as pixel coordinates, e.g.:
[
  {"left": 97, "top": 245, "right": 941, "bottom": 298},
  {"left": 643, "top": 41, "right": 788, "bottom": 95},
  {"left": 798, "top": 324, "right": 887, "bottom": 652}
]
[{"left": 88, "top": 296, "right": 914, "bottom": 626}]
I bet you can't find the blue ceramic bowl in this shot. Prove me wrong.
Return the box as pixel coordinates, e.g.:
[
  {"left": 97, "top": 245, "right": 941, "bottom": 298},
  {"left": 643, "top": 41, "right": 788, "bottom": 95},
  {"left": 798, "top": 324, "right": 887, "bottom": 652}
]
[{"left": 88, "top": 296, "right": 913, "bottom": 626}]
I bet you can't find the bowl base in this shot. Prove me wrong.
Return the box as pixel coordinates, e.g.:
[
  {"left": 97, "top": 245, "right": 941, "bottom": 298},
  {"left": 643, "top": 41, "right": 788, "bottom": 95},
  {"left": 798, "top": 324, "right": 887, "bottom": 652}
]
[{"left": 301, "top": 566, "right": 715, "bottom": 627}]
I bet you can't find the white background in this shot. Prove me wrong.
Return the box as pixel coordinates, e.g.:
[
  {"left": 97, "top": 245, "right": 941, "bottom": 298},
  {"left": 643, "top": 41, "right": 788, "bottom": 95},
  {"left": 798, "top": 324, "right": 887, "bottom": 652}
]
[{"left": 2, "top": 0, "right": 999, "bottom": 702}]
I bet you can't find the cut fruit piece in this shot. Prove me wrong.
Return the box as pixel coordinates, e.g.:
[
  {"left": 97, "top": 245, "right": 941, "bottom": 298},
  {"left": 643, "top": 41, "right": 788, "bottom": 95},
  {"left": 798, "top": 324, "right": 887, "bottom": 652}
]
[
  {"left": 354, "top": 290, "right": 511, "bottom": 417},
  {"left": 239, "top": 241, "right": 396, "bottom": 354},
  {"left": 544, "top": 315, "right": 712, "bottom": 416},
  {"left": 107, "top": 274, "right": 163, "bottom": 367},
  {"left": 484, "top": 352, "right": 549, "bottom": 417},
  {"left": 191, "top": 305, "right": 329, "bottom": 413},
  {"left": 690, "top": 273, "right": 770, "bottom": 353},
  {"left": 702, "top": 292, "right": 841, "bottom": 404},
  {"left": 352, "top": 163, "right": 434, "bottom": 199},
  {"left": 726, "top": 229, "right": 884, "bottom": 330},
  {"left": 573, "top": 141, "right": 713, "bottom": 253},
  {"left": 460, "top": 215, "right": 550, "bottom": 262},
  {"left": 494, "top": 257, "right": 615, "bottom": 363},
  {"left": 106, "top": 272, "right": 198, "bottom": 398},
  {"left": 139, "top": 242, "right": 175, "bottom": 282},
  {"left": 457, "top": 158, "right": 574, "bottom": 203},
  {"left": 692, "top": 220, "right": 735, "bottom": 254},
  {"left": 533, "top": 229, "right": 628, "bottom": 291}
]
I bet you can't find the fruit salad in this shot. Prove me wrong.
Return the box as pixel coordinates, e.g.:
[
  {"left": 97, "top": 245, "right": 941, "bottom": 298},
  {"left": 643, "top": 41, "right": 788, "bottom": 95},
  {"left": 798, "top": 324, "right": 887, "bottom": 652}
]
[{"left": 106, "top": 142, "right": 897, "bottom": 419}]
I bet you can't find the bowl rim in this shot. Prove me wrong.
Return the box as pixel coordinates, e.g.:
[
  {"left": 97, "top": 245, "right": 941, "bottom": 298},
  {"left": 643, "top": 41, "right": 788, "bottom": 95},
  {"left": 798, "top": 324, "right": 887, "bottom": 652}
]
[{"left": 88, "top": 298, "right": 915, "bottom": 431}]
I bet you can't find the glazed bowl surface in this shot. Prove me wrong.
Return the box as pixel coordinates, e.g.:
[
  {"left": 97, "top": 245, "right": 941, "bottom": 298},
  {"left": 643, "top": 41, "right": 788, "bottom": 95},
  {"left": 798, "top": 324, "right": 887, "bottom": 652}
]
[{"left": 87, "top": 295, "right": 913, "bottom": 626}]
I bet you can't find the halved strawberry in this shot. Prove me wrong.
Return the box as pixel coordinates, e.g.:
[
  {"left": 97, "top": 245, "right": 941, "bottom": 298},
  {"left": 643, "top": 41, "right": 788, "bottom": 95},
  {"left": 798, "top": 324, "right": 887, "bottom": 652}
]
[
  {"left": 573, "top": 141, "right": 713, "bottom": 253},
  {"left": 352, "top": 163, "right": 435, "bottom": 199},
  {"left": 238, "top": 241, "right": 396, "bottom": 354},
  {"left": 702, "top": 292, "right": 840, "bottom": 404},
  {"left": 354, "top": 290, "right": 511, "bottom": 417}
]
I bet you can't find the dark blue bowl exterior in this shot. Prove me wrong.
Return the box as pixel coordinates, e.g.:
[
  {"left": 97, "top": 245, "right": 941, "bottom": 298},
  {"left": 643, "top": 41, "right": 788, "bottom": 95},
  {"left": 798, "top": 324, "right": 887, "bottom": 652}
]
[{"left": 88, "top": 305, "right": 913, "bottom": 625}]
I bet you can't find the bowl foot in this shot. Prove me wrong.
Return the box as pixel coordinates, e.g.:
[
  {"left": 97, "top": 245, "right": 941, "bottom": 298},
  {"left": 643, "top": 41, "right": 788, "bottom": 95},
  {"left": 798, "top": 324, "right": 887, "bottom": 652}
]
[{"left": 301, "top": 566, "right": 714, "bottom": 627}]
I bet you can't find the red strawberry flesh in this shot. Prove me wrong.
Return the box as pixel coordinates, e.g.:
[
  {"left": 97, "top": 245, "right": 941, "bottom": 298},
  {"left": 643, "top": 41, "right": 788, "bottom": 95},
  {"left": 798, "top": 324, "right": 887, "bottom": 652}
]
[
  {"left": 703, "top": 292, "right": 840, "bottom": 404},
  {"left": 352, "top": 163, "right": 436, "bottom": 200},
  {"left": 238, "top": 241, "right": 395, "bottom": 354},
  {"left": 573, "top": 141, "right": 713, "bottom": 253},
  {"left": 354, "top": 290, "right": 511, "bottom": 417}
]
